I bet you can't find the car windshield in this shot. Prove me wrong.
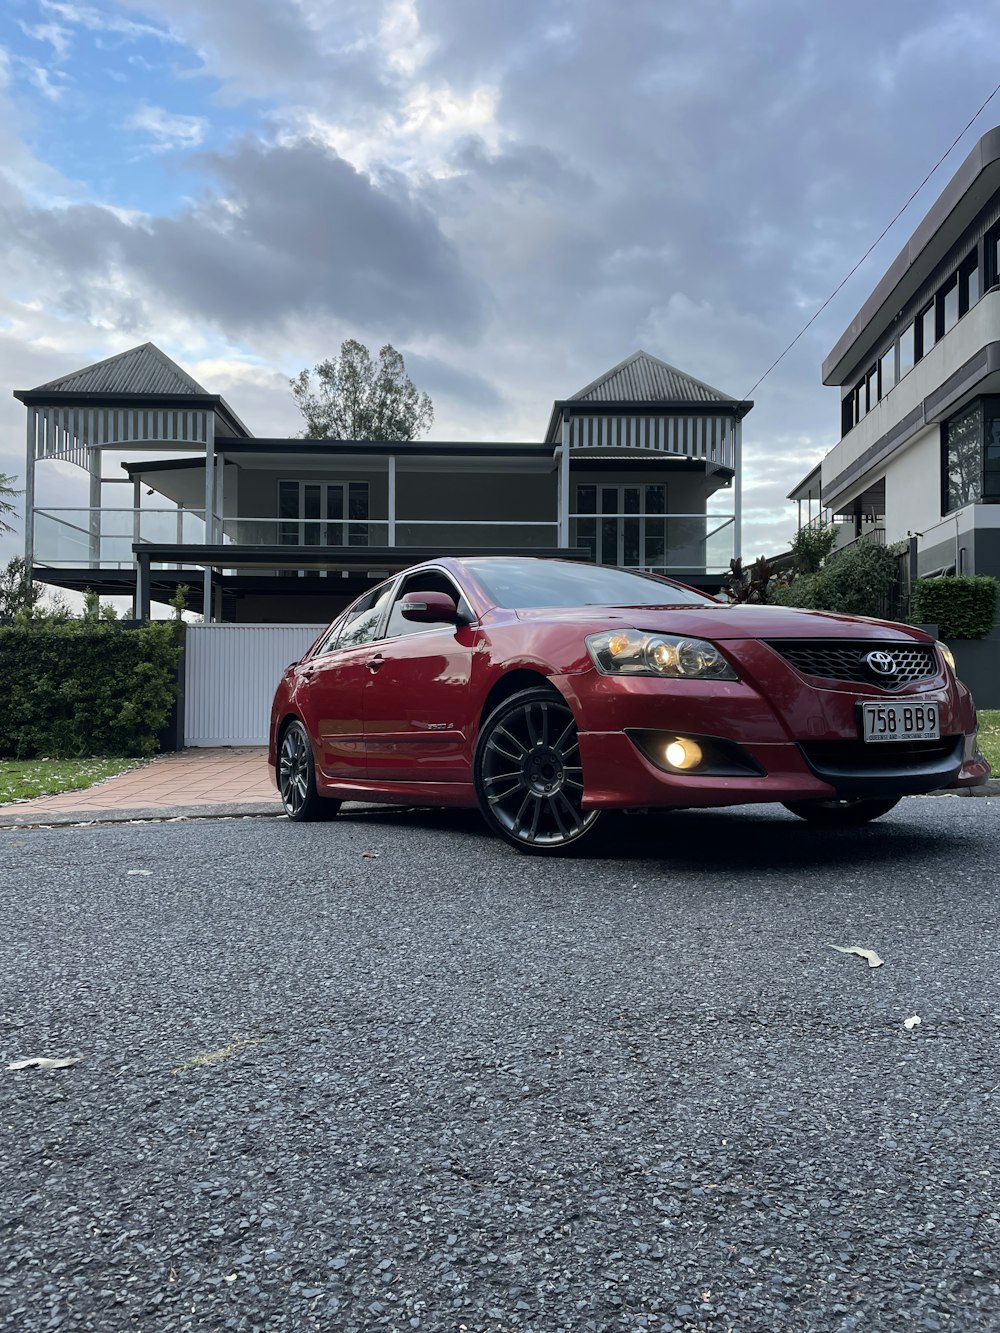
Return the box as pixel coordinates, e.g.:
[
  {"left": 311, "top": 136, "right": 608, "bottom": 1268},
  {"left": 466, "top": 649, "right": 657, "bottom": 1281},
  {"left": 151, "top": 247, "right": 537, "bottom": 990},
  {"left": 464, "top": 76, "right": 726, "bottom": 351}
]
[{"left": 463, "top": 559, "right": 716, "bottom": 609}]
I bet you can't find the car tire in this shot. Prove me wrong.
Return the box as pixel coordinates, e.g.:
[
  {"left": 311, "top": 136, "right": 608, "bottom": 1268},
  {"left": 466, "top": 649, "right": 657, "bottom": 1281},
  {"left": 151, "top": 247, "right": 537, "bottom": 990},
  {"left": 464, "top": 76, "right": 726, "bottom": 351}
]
[
  {"left": 473, "top": 685, "right": 600, "bottom": 854},
  {"left": 278, "top": 720, "right": 342, "bottom": 822},
  {"left": 782, "top": 796, "right": 901, "bottom": 826}
]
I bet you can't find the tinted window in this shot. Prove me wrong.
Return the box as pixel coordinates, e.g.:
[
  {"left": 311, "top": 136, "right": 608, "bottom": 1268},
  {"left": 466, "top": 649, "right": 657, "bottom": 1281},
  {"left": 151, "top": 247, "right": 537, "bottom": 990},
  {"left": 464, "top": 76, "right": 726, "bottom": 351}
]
[
  {"left": 918, "top": 303, "right": 935, "bottom": 358},
  {"left": 880, "top": 346, "right": 896, "bottom": 394},
  {"left": 464, "top": 559, "right": 715, "bottom": 609},
  {"left": 944, "top": 401, "right": 983, "bottom": 512},
  {"left": 899, "top": 322, "right": 915, "bottom": 376},
  {"left": 332, "top": 583, "right": 395, "bottom": 650}
]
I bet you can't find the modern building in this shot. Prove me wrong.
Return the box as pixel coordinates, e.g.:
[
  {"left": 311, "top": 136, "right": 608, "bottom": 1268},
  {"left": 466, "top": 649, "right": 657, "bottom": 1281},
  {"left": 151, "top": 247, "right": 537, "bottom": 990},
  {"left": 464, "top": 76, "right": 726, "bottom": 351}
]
[
  {"left": 15, "top": 345, "right": 750, "bottom": 622},
  {"left": 800, "top": 126, "right": 1000, "bottom": 577}
]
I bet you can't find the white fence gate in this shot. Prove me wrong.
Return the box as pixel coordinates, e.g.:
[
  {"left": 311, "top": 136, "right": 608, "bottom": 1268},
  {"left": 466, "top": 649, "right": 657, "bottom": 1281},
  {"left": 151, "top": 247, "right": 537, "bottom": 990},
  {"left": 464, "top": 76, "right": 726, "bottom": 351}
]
[{"left": 184, "top": 624, "right": 325, "bottom": 746}]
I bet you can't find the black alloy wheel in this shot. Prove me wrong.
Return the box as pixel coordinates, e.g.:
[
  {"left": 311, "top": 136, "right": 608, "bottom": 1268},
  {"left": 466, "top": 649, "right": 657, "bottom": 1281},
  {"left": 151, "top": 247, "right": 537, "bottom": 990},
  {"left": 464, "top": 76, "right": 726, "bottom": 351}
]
[
  {"left": 278, "top": 720, "right": 342, "bottom": 822},
  {"left": 474, "top": 686, "right": 600, "bottom": 853},
  {"left": 782, "top": 796, "right": 901, "bottom": 826}
]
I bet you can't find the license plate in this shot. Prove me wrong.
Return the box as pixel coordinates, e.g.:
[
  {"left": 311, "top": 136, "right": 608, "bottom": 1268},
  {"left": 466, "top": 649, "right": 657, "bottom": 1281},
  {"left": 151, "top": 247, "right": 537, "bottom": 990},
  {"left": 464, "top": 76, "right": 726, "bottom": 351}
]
[{"left": 861, "top": 701, "right": 940, "bottom": 743}]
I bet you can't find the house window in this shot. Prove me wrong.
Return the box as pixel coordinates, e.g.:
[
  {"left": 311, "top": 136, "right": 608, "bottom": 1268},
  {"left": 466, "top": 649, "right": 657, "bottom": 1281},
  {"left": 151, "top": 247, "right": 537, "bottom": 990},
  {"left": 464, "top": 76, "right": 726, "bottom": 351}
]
[
  {"left": 982, "top": 398, "right": 1000, "bottom": 502},
  {"left": 880, "top": 346, "right": 896, "bottom": 395},
  {"left": 278, "top": 480, "right": 370, "bottom": 545},
  {"left": 854, "top": 377, "right": 868, "bottom": 423},
  {"left": 943, "top": 401, "right": 983, "bottom": 512},
  {"left": 959, "top": 253, "right": 980, "bottom": 314},
  {"left": 939, "top": 275, "right": 959, "bottom": 336},
  {"left": 866, "top": 365, "right": 879, "bottom": 410},
  {"left": 575, "top": 483, "right": 668, "bottom": 567},
  {"left": 899, "top": 322, "right": 915, "bottom": 377},
  {"left": 917, "top": 303, "right": 935, "bottom": 360}
]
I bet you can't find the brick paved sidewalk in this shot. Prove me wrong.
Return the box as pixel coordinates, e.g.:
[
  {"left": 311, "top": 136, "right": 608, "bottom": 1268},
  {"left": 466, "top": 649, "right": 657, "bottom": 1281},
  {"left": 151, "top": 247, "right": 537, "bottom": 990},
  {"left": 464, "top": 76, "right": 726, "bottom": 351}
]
[{"left": 1, "top": 748, "right": 278, "bottom": 823}]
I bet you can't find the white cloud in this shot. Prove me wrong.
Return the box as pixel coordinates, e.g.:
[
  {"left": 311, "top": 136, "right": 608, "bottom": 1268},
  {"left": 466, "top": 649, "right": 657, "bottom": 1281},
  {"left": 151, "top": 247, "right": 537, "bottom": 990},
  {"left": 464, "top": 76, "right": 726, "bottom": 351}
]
[
  {"left": 27, "top": 64, "right": 68, "bottom": 102},
  {"left": 39, "top": 0, "right": 177, "bottom": 45},
  {"left": 18, "top": 21, "right": 74, "bottom": 60},
  {"left": 127, "top": 102, "right": 206, "bottom": 152}
]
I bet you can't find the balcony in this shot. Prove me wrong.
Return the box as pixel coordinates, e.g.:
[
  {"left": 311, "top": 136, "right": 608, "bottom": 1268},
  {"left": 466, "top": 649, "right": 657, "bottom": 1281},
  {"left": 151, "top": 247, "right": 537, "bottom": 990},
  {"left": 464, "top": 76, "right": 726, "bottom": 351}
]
[{"left": 33, "top": 508, "right": 736, "bottom": 577}]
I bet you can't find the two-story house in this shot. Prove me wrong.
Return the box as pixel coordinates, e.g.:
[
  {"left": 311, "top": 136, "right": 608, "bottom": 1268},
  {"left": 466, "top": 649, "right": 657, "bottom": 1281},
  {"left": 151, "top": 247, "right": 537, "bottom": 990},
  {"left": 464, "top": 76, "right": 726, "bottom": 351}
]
[
  {"left": 15, "top": 346, "right": 751, "bottom": 622},
  {"left": 798, "top": 126, "right": 1000, "bottom": 580}
]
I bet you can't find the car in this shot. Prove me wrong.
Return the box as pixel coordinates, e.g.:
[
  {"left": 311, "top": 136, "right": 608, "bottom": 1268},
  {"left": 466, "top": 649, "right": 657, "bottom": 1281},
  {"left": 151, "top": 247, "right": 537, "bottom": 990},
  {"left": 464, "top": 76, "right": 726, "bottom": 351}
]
[{"left": 268, "top": 556, "right": 990, "bottom": 853}]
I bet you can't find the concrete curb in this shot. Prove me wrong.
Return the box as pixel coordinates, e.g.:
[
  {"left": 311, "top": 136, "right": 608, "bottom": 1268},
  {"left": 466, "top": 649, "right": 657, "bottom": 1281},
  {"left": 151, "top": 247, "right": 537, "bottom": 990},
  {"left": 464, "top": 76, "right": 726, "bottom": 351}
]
[{"left": 0, "top": 800, "right": 283, "bottom": 830}]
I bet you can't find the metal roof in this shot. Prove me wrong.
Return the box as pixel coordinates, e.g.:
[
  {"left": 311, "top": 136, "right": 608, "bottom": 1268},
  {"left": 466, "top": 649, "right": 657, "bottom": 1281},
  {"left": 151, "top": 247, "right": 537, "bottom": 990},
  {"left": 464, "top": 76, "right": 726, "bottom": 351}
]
[
  {"left": 27, "top": 342, "right": 210, "bottom": 396},
  {"left": 567, "top": 350, "right": 735, "bottom": 404}
]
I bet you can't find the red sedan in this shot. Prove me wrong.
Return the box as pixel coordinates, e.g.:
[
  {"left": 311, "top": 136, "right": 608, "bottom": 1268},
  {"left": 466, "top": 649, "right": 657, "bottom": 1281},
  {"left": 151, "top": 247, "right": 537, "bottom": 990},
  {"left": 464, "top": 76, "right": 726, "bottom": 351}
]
[{"left": 268, "top": 557, "right": 989, "bottom": 852}]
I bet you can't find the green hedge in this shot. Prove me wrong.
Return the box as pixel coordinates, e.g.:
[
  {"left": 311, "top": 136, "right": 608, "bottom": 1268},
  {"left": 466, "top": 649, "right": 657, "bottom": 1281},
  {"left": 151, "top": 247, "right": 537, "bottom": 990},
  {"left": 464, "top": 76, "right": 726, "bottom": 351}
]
[
  {"left": 0, "top": 622, "right": 182, "bottom": 759},
  {"left": 770, "top": 542, "right": 899, "bottom": 617},
  {"left": 910, "top": 575, "right": 998, "bottom": 640}
]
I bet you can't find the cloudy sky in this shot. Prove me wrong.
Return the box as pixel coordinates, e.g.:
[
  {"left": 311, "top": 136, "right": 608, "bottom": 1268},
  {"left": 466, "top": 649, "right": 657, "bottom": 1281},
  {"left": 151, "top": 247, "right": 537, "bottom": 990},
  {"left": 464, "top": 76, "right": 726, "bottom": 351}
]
[{"left": 2, "top": 0, "right": 999, "bottom": 570}]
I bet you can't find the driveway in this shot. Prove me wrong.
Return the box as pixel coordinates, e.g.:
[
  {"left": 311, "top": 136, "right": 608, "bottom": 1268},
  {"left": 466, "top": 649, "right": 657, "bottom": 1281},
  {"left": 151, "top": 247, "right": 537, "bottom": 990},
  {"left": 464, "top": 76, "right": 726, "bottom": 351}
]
[{"left": 1, "top": 799, "right": 998, "bottom": 1330}]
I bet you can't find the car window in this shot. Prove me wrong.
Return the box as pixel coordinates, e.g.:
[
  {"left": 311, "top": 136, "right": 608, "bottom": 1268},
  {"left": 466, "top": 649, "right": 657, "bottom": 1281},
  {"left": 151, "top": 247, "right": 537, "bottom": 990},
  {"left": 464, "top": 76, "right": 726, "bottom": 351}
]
[
  {"left": 385, "top": 571, "right": 469, "bottom": 638},
  {"left": 313, "top": 615, "right": 347, "bottom": 657},
  {"left": 324, "top": 583, "right": 396, "bottom": 652},
  {"left": 463, "top": 559, "right": 715, "bottom": 609}
]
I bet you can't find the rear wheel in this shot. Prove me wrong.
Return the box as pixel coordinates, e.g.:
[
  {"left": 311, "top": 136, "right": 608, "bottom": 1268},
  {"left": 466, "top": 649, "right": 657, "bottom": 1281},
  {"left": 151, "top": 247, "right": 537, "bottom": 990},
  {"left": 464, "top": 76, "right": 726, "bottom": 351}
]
[
  {"left": 474, "top": 686, "right": 600, "bottom": 853},
  {"left": 278, "top": 720, "right": 342, "bottom": 822},
  {"left": 782, "top": 796, "right": 901, "bottom": 826}
]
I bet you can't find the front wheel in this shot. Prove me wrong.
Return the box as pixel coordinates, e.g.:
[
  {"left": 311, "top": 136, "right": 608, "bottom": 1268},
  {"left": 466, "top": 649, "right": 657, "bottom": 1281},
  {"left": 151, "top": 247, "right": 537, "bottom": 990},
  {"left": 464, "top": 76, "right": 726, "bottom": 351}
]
[
  {"left": 782, "top": 796, "right": 901, "bottom": 826},
  {"left": 473, "top": 686, "right": 600, "bottom": 853},
  {"left": 278, "top": 720, "right": 342, "bottom": 822}
]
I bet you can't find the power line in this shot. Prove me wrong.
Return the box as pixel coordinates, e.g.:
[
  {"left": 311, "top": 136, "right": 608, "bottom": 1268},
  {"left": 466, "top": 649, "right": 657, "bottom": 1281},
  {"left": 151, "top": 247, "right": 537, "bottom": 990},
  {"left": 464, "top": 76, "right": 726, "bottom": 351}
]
[{"left": 742, "top": 78, "right": 1000, "bottom": 402}]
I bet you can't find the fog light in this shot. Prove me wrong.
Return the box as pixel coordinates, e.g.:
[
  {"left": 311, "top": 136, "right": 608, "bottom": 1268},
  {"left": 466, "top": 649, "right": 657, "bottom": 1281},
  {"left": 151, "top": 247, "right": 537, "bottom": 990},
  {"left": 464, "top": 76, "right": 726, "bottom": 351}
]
[{"left": 664, "top": 738, "right": 703, "bottom": 770}]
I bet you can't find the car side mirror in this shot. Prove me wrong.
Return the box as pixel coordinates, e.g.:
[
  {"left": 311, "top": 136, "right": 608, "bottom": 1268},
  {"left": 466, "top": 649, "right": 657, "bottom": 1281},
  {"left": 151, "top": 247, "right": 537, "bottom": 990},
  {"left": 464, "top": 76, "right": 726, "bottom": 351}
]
[{"left": 400, "top": 591, "right": 463, "bottom": 624}]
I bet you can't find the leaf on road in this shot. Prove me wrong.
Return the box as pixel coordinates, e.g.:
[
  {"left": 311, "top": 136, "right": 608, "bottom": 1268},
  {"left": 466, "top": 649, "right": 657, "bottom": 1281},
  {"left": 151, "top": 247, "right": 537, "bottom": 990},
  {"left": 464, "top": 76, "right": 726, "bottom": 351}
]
[
  {"left": 223, "top": 1274, "right": 238, "bottom": 1283},
  {"left": 903, "top": 1015, "right": 922, "bottom": 1030},
  {"left": 361, "top": 851, "right": 379, "bottom": 859},
  {"left": 7, "top": 1056, "right": 81, "bottom": 1071},
  {"left": 828, "top": 944, "right": 884, "bottom": 968},
  {"left": 172, "top": 1037, "right": 267, "bottom": 1074}
]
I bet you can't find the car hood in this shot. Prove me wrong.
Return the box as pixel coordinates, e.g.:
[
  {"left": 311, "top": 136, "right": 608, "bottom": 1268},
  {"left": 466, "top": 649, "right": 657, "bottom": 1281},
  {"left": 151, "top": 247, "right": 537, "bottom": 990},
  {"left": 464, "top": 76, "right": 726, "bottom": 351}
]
[{"left": 513, "top": 603, "right": 932, "bottom": 642}]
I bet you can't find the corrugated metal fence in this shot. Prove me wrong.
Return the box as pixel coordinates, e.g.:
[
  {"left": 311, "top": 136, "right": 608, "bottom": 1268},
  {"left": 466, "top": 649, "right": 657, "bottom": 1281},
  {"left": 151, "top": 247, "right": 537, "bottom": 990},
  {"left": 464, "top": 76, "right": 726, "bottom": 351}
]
[{"left": 184, "top": 624, "right": 325, "bottom": 746}]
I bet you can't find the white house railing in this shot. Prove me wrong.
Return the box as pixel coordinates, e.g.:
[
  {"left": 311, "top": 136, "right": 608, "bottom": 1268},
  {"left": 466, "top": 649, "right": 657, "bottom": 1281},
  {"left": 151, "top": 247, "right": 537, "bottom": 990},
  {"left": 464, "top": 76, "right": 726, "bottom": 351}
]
[{"left": 33, "top": 508, "right": 735, "bottom": 576}]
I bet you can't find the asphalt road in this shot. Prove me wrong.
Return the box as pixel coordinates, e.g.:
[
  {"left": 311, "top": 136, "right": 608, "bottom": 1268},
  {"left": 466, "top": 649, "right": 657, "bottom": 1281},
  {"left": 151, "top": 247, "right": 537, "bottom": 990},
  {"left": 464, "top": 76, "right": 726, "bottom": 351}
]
[{"left": 1, "top": 798, "right": 998, "bottom": 1333}]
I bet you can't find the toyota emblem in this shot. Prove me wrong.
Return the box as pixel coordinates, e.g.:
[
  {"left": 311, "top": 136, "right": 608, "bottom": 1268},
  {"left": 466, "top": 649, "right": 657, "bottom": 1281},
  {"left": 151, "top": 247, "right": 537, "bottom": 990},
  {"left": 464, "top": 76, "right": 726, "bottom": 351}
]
[{"left": 865, "top": 650, "right": 898, "bottom": 675}]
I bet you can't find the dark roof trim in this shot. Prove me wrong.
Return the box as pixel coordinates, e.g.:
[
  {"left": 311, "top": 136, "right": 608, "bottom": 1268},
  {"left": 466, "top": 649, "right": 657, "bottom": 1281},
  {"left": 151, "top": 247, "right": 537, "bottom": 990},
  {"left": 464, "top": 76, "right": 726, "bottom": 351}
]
[
  {"left": 122, "top": 441, "right": 556, "bottom": 472},
  {"left": 824, "top": 126, "right": 1000, "bottom": 385},
  {"left": 822, "top": 340, "right": 1000, "bottom": 505},
  {"left": 133, "top": 543, "right": 591, "bottom": 570}
]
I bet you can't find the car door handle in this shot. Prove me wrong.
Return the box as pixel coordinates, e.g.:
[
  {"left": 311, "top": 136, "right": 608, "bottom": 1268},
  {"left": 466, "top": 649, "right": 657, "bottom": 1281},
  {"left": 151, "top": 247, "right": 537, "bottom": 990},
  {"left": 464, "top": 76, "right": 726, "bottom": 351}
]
[
  {"left": 300, "top": 665, "right": 316, "bottom": 679},
  {"left": 367, "top": 653, "right": 385, "bottom": 673}
]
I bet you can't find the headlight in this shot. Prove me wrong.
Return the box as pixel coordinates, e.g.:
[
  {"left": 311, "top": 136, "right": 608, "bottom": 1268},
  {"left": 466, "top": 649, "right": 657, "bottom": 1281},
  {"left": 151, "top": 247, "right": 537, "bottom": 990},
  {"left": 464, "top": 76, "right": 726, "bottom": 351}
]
[
  {"left": 586, "top": 628, "right": 737, "bottom": 679},
  {"left": 937, "top": 640, "right": 956, "bottom": 673}
]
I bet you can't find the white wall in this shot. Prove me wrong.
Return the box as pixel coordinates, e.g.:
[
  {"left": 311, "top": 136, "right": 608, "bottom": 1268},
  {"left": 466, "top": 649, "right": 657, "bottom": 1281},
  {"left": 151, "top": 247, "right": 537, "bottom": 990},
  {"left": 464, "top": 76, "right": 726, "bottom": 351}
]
[
  {"left": 184, "top": 623, "right": 326, "bottom": 746},
  {"left": 882, "top": 425, "right": 944, "bottom": 543}
]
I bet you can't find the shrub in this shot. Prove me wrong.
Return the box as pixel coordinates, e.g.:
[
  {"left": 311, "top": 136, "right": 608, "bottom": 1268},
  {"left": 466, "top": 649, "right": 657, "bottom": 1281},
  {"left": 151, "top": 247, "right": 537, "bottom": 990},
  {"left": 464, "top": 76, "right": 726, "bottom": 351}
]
[
  {"left": 910, "top": 575, "right": 999, "bottom": 640},
  {"left": 770, "top": 543, "right": 898, "bottom": 617},
  {"left": 789, "top": 522, "right": 839, "bottom": 576},
  {"left": 0, "top": 622, "right": 182, "bottom": 759}
]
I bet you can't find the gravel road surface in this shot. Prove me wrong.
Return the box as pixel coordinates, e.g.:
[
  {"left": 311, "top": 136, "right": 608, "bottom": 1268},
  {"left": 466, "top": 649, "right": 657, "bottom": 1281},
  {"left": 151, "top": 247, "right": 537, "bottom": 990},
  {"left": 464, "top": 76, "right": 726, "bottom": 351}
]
[{"left": 1, "top": 798, "right": 998, "bottom": 1332}]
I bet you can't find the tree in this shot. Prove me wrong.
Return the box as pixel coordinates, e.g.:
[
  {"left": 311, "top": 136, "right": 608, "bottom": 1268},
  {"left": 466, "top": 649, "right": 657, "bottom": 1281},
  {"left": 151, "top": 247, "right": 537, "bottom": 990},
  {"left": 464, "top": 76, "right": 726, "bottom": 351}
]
[
  {"left": 290, "top": 340, "right": 433, "bottom": 441},
  {"left": 0, "top": 557, "right": 43, "bottom": 622},
  {"left": 0, "top": 472, "right": 18, "bottom": 536}
]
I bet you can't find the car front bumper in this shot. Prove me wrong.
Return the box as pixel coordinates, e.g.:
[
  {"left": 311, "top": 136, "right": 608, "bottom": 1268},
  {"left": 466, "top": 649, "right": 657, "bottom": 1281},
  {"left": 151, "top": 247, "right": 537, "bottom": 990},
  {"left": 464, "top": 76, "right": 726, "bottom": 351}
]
[{"left": 555, "top": 647, "right": 990, "bottom": 810}]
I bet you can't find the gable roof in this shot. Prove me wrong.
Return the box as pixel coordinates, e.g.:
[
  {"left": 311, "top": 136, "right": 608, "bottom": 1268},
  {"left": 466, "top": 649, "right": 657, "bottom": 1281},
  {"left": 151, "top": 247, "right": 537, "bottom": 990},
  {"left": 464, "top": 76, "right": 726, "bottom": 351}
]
[
  {"left": 26, "top": 342, "right": 210, "bottom": 396},
  {"left": 544, "top": 350, "right": 752, "bottom": 441},
  {"left": 567, "top": 350, "right": 735, "bottom": 405}
]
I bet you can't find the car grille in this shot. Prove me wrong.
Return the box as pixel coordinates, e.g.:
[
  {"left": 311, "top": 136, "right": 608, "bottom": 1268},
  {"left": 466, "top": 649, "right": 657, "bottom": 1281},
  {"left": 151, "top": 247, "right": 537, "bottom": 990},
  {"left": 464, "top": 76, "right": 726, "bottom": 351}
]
[
  {"left": 768, "top": 640, "right": 938, "bottom": 688},
  {"left": 799, "top": 737, "right": 960, "bottom": 771}
]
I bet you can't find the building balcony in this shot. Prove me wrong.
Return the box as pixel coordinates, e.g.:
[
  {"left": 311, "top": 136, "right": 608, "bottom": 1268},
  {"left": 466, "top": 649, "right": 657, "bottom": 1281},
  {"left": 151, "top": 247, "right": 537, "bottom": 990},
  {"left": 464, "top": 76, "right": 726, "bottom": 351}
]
[{"left": 34, "top": 508, "right": 736, "bottom": 577}]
